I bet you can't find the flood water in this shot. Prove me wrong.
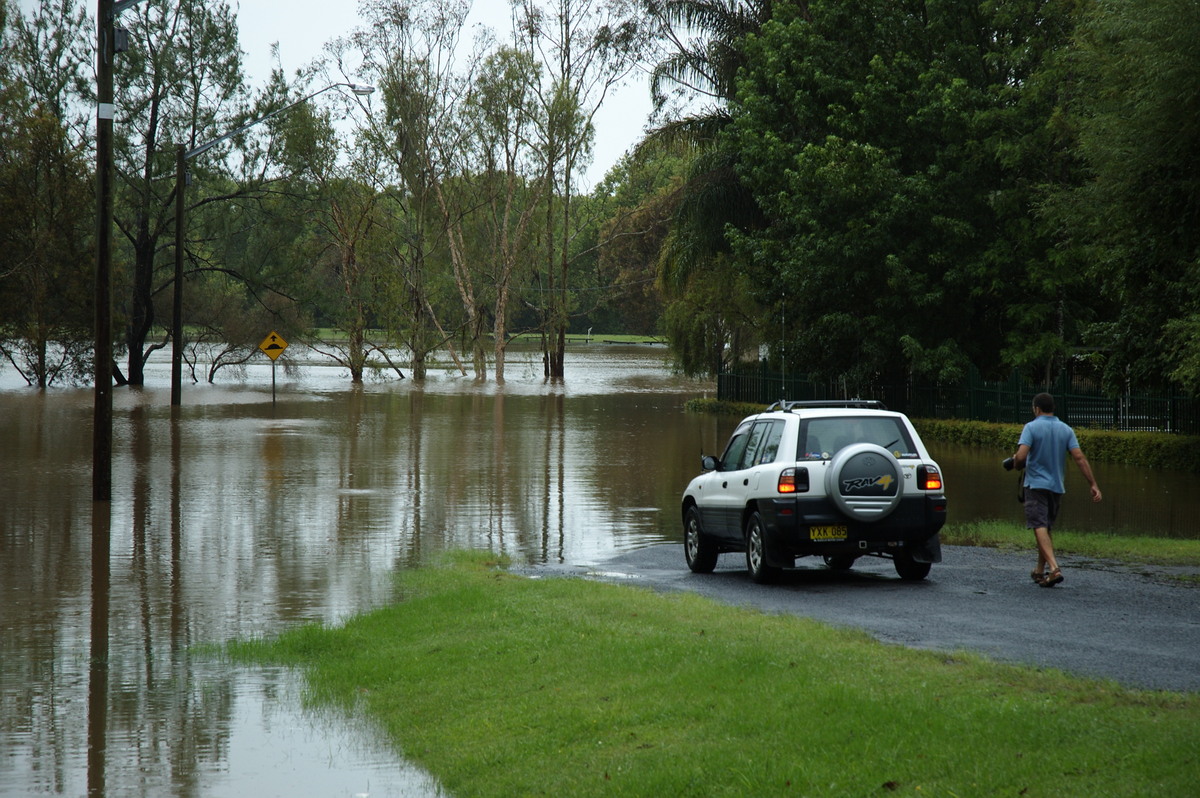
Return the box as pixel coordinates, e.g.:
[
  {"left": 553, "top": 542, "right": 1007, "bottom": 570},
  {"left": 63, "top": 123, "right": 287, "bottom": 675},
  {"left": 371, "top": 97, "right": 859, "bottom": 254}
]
[{"left": 1, "top": 344, "right": 1196, "bottom": 797}]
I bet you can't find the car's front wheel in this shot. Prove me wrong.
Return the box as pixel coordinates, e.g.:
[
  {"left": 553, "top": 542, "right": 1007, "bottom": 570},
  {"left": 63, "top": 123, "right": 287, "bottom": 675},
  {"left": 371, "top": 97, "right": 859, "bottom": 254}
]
[
  {"left": 823, "top": 555, "right": 857, "bottom": 571},
  {"left": 745, "top": 512, "right": 780, "bottom": 584},
  {"left": 894, "top": 551, "right": 932, "bottom": 581},
  {"left": 683, "top": 506, "right": 719, "bottom": 573}
]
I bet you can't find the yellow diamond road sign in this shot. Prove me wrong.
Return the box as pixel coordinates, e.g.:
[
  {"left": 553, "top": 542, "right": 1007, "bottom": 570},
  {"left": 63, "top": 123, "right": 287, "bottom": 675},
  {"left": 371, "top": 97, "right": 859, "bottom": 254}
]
[{"left": 259, "top": 331, "right": 288, "bottom": 361}]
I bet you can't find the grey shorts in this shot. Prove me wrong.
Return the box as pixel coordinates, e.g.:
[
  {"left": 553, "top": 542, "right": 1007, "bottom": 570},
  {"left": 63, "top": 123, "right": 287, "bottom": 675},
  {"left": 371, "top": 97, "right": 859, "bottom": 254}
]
[{"left": 1024, "top": 488, "right": 1062, "bottom": 530}]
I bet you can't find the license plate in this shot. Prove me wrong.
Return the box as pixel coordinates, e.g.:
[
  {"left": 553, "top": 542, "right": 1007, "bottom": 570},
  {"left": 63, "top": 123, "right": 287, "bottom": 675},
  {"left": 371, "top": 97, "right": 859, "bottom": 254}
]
[{"left": 809, "top": 525, "right": 847, "bottom": 541}]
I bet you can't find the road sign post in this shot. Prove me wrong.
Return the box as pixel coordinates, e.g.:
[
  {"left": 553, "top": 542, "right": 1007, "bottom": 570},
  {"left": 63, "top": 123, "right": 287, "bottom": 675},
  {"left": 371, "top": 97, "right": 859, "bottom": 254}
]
[{"left": 258, "top": 331, "right": 288, "bottom": 404}]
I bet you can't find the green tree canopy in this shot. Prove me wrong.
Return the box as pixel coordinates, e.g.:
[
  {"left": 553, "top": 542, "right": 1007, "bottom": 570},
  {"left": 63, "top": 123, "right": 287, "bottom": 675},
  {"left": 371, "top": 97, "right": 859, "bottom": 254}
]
[
  {"left": 1052, "top": 0, "right": 1200, "bottom": 392},
  {"left": 726, "top": 0, "right": 1084, "bottom": 387}
]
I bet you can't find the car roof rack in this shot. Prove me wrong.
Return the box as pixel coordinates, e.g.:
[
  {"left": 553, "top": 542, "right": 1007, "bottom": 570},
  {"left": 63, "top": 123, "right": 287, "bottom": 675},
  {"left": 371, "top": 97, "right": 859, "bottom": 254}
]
[{"left": 764, "top": 399, "right": 888, "bottom": 412}]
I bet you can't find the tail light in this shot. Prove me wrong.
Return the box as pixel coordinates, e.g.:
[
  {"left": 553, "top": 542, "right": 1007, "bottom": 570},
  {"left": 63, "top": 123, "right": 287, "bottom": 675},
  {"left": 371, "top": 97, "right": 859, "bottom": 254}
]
[
  {"left": 917, "top": 465, "right": 942, "bottom": 491},
  {"left": 778, "top": 467, "right": 809, "bottom": 494}
]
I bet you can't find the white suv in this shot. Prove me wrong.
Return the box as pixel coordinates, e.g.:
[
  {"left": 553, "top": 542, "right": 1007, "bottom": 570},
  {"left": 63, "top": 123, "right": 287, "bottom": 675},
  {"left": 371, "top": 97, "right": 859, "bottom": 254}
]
[{"left": 681, "top": 400, "right": 947, "bottom": 583}]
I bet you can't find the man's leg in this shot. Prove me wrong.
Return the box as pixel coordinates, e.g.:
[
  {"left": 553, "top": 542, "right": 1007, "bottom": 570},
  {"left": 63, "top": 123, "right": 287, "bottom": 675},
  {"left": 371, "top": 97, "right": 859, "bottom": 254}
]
[
  {"left": 1025, "top": 490, "right": 1060, "bottom": 581},
  {"left": 1033, "top": 526, "right": 1058, "bottom": 574}
]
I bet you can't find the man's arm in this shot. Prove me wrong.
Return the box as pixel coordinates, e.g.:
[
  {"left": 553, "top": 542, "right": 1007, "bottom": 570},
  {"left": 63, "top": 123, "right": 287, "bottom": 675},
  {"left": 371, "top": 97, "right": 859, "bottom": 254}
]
[
  {"left": 1070, "top": 447, "right": 1102, "bottom": 502},
  {"left": 1013, "top": 443, "right": 1030, "bottom": 470}
]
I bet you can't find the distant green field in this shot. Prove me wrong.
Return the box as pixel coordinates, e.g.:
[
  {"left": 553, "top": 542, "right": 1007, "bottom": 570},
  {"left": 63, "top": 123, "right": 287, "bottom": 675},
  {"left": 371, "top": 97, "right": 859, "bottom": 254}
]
[{"left": 296, "top": 330, "right": 665, "bottom": 345}]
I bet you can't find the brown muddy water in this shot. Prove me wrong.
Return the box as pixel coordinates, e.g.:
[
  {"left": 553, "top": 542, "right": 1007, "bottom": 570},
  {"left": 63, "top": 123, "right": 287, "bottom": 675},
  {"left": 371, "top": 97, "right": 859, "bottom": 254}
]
[{"left": 1, "top": 344, "right": 1195, "bottom": 797}]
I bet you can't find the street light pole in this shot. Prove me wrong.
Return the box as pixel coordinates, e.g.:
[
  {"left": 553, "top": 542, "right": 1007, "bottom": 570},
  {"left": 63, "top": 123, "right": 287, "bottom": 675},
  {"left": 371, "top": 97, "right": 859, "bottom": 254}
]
[{"left": 170, "top": 82, "right": 374, "bottom": 406}]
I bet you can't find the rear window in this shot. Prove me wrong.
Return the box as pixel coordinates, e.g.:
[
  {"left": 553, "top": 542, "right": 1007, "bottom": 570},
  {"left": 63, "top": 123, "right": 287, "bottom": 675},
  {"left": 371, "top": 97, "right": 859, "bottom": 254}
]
[{"left": 797, "top": 416, "right": 918, "bottom": 460}]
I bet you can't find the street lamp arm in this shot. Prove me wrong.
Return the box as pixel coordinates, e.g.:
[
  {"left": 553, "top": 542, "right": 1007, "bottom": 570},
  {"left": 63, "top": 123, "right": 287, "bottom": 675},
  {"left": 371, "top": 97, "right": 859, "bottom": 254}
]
[
  {"left": 183, "top": 82, "right": 374, "bottom": 161},
  {"left": 110, "top": 0, "right": 146, "bottom": 21}
]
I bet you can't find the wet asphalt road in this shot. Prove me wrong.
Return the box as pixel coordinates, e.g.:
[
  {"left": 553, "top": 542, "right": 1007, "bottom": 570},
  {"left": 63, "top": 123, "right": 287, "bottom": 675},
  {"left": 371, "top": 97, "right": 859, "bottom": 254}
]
[{"left": 536, "top": 544, "right": 1200, "bottom": 693}]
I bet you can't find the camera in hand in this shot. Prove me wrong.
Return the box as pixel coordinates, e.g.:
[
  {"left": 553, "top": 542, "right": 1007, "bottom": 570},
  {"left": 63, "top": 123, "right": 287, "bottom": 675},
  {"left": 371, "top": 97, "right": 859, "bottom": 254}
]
[{"left": 1002, "top": 456, "right": 1015, "bottom": 471}]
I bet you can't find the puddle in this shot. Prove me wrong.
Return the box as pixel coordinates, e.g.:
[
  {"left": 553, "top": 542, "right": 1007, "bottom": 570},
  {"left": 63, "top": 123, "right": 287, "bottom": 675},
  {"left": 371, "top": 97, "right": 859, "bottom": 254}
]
[{"left": 201, "top": 669, "right": 445, "bottom": 798}]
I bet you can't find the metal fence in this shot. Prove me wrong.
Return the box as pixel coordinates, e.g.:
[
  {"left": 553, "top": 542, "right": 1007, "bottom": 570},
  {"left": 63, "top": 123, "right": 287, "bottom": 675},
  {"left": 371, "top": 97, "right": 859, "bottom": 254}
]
[{"left": 717, "top": 365, "right": 1200, "bottom": 434}]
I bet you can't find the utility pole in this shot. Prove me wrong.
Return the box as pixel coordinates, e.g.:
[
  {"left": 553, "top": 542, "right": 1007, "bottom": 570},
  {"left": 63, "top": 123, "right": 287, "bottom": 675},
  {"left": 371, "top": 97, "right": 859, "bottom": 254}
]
[
  {"left": 94, "top": 0, "right": 115, "bottom": 502},
  {"left": 94, "top": 0, "right": 144, "bottom": 497}
]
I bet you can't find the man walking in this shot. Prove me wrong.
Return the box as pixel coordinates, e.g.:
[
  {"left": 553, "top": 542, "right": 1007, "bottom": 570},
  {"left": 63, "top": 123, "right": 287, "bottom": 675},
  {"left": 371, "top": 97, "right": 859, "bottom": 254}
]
[{"left": 1011, "top": 392, "right": 1102, "bottom": 587}]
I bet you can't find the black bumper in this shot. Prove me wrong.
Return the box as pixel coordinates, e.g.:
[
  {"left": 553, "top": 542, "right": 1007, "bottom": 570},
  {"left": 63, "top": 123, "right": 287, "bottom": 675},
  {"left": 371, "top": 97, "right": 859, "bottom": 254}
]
[{"left": 758, "top": 495, "right": 947, "bottom": 566}]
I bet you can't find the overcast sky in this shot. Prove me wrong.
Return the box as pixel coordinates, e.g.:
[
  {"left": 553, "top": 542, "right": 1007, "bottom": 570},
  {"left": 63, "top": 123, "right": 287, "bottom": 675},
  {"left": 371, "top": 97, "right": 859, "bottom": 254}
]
[{"left": 233, "top": 0, "right": 654, "bottom": 186}]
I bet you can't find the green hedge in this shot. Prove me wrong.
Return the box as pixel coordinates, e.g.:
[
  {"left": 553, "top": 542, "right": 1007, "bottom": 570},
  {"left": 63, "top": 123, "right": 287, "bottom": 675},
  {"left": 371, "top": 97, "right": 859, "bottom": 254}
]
[
  {"left": 910, "top": 419, "right": 1024, "bottom": 450},
  {"left": 682, "top": 398, "right": 763, "bottom": 417},
  {"left": 913, "top": 418, "right": 1200, "bottom": 472},
  {"left": 685, "top": 398, "right": 1200, "bottom": 472}
]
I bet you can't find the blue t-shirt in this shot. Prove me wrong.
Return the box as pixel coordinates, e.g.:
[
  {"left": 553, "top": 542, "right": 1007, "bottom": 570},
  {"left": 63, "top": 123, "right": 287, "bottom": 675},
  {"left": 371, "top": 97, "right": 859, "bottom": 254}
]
[{"left": 1018, "top": 414, "right": 1080, "bottom": 494}]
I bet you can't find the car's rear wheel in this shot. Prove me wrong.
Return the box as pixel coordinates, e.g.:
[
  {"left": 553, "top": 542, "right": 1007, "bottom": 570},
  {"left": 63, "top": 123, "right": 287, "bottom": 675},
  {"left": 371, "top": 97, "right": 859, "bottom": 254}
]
[
  {"left": 823, "top": 555, "right": 857, "bottom": 571},
  {"left": 745, "top": 512, "right": 780, "bottom": 584},
  {"left": 683, "top": 506, "right": 719, "bottom": 574},
  {"left": 894, "top": 552, "right": 932, "bottom": 581}
]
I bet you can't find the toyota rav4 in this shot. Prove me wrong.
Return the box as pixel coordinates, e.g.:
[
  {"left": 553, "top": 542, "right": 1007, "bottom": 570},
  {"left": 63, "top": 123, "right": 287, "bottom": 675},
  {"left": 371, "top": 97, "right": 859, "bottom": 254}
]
[{"left": 681, "top": 400, "right": 947, "bottom": 582}]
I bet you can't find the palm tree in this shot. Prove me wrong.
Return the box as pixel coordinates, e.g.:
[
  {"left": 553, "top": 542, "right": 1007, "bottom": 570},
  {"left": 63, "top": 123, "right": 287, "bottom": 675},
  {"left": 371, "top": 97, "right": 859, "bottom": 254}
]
[
  {"left": 647, "top": 0, "right": 777, "bottom": 114},
  {"left": 639, "top": 0, "right": 777, "bottom": 373}
]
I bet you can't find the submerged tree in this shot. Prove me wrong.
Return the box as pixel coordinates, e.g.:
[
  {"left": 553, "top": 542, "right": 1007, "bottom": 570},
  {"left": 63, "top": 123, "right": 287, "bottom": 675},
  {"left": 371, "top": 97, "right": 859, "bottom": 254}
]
[
  {"left": 110, "top": 0, "right": 246, "bottom": 386},
  {"left": 466, "top": 44, "right": 551, "bottom": 381},
  {"left": 0, "top": 0, "right": 94, "bottom": 387},
  {"left": 257, "top": 77, "right": 388, "bottom": 384},
  {"left": 515, "top": 0, "right": 645, "bottom": 378},
  {"left": 351, "top": 0, "right": 478, "bottom": 380}
]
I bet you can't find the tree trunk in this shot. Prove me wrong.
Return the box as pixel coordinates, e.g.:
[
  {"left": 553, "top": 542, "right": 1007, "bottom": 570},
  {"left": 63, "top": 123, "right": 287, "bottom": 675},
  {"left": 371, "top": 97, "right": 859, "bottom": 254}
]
[
  {"left": 494, "top": 272, "right": 511, "bottom": 383},
  {"left": 126, "top": 227, "right": 156, "bottom": 386},
  {"left": 349, "top": 322, "right": 365, "bottom": 383}
]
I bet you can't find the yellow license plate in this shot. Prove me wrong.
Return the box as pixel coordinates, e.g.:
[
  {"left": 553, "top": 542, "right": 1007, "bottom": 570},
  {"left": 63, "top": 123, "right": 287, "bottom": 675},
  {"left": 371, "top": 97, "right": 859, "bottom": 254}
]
[{"left": 809, "top": 525, "right": 847, "bottom": 541}]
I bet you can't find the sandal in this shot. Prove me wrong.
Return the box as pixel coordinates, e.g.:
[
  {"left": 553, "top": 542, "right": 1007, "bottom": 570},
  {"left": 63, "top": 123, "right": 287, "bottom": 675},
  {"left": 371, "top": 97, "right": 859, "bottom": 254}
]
[
  {"left": 1030, "top": 571, "right": 1046, "bottom": 585},
  {"left": 1040, "top": 568, "right": 1064, "bottom": 588}
]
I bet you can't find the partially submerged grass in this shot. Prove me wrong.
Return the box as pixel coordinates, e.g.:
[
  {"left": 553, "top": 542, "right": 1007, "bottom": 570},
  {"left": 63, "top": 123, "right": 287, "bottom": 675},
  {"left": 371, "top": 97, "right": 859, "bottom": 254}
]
[
  {"left": 943, "top": 520, "right": 1200, "bottom": 567},
  {"left": 229, "top": 551, "right": 1200, "bottom": 797}
]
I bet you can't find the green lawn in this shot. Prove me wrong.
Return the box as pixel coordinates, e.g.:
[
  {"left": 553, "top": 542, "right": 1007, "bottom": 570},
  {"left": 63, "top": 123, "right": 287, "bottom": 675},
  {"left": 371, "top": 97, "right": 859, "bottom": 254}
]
[
  {"left": 228, "top": 551, "right": 1200, "bottom": 797},
  {"left": 942, "top": 520, "right": 1200, "bottom": 568}
]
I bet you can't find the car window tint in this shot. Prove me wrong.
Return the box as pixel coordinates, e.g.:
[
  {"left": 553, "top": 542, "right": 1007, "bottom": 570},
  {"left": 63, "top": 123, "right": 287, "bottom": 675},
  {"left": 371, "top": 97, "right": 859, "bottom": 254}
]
[
  {"left": 720, "top": 423, "right": 752, "bottom": 469},
  {"left": 799, "top": 417, "right": 916, "bottom": 459},
  {"left": 756, "top": 420, "right": 785, "bottom": 465},
  {"left": 738, "top": 422, "right": 770, "bottom": 470}
]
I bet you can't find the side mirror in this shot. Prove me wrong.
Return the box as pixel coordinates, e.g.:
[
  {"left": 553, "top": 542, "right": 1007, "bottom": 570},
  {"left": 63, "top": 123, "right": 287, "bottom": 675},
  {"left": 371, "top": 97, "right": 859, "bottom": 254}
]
[{"left": 701, "top": 454, "right": 720, "bottom": 472}]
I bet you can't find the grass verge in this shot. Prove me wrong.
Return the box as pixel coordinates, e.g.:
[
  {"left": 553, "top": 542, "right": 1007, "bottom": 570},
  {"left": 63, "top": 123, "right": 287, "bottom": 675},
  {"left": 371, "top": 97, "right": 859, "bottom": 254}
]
[
  {"left": 228, "top": 551, "right": 1200, "bottom": 797},
  {"left": 943, "top": 520, "right": 1200, "bottom": 567}
]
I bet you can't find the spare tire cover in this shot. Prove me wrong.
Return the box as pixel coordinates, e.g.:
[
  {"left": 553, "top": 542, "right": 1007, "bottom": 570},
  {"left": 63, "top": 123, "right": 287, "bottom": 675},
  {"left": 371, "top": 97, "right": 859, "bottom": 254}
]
[{"left": 825, "top": 443, "right": 902, "bottom": 521}]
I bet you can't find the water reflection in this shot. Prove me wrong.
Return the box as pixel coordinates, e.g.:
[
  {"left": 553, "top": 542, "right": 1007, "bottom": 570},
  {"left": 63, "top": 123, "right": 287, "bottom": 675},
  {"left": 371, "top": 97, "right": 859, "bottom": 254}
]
[
  {"left": 0, "top": 345, "right": 717, "bottom": 797},
  {"left": 2, "top": 345, "right": 1194, "bottom": 797},
  {"left": 932, "top": 442, "right": 1198, "bottom": 539},
  {"left": 89, "top": 501, "right": 110, "bottom": 798}
]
